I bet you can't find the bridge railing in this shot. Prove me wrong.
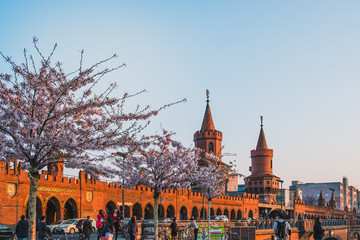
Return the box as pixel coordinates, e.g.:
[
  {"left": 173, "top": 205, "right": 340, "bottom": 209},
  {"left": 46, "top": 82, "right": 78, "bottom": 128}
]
[{"left": 248, "top": 219, "right": 348, "bottom": 230}]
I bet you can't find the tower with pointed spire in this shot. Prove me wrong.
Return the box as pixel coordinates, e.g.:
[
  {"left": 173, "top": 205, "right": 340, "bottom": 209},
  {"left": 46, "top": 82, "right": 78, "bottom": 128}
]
[
  {"left": 318, "top": 191, "right": 326, "bottom": 208},
  {"left": 328, "top": 191, "right": 337, "bottom": 209},
  {"left": 194, "top": 90, "right": 223, "bottom": 162},
  {"left": 244, "top": 117, "right": 280, "bottom": 204}
]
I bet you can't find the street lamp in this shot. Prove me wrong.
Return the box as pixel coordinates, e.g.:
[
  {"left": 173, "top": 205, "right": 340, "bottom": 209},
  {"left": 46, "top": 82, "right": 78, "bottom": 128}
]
[
  {"left": 277, "top": 179, "right": 284, "bottom": 213},
  {"left": 112, "top": 152, "right": 127, "bottom": 220}
]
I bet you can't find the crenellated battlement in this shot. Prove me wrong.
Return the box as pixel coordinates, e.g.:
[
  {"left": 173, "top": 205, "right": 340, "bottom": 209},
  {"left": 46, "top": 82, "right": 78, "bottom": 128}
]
[
  {"left": 250, "top": 148, "right": 273, "bottom": 157},
  {"left": 194, "top": 129, "right": 223, "bottom": 139}
]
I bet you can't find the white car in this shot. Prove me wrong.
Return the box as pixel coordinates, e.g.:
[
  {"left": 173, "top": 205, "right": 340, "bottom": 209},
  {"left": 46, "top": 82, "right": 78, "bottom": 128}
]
[
  {"left": 209, "top": 215, "right": 229, "bottom": 222},
  {"left": 48, "top": 220, "right": 68, "bottom": 233},
  {"left": 56, "top": 218, "right": 97, "bottom": 234}
]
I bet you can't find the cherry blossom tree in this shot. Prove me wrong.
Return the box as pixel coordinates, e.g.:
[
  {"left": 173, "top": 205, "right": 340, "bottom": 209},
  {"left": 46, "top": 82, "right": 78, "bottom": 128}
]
[
  {"left": 0, "top": 38, "right": 181, "bottom": 240},
  {"left": 192, "top": 155, "right": 239, "bottom": 240},
  {"left": 112, "top": 129, "right": 200, "bottom": 240}
]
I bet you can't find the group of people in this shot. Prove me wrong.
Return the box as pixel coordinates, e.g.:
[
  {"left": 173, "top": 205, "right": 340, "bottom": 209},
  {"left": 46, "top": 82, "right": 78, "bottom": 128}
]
[
  {"left": 96, "top": 209, "right": 138, "bottom": 240},
  {"left": 273, "top": 212, "right": 325, "bottom": 240},
  {"left": 14, "top": 215, "right": 49, "bottom": 240}
]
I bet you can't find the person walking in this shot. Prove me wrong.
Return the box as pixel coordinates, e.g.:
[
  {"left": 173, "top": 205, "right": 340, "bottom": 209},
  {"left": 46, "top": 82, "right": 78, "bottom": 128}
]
[
  {"left": 313, "top": 217, "right": 325, "bottom": 240},
  {"left": 37, "top": 216, "right": 47, "bottom": 240},
  {"left": 188, "top": 217, "right": 198, "bottom": 240},
  {"left": 97, "top": 210, "right": 108, "bottom": 240},
  {"left": 128, "top": 216, "right": 138, "bottom": 240},
  {"left": 15, "top": 215, "right": 28, "bottom": 240},
  {"left": 83, "top": 216, "right": 93, "bottom": 240},
  {"left": 101, "top": 216, "right": 115, "bottom": 240},
  {"left": 112, "top": 209, "right": 120, "bottom": 240},
  {"left": 169, "top": 217, "right": 178, "bottom": 240},
  {"left": 273, "top": 213, "right": 291, "bottom": 240}
]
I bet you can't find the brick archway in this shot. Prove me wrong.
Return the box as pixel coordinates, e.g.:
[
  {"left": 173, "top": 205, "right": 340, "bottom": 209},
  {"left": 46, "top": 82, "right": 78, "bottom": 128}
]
[
  {"left": 133, "top": 203, "right": 142, "bottom": 219},
  {"left": 144, "top": 203, "right": 153, "bottom": 219},
  {"left": 64, "top": 198, "right": 77, "bottom": 220},
  {"left": 210, "top": 208, "right": 215, "bottom": 217},
  {"left": 158, "top": 204, "right": 165, "bottom": 219},
  {"left": 46, "top": 196, "right": 61, "bottom": 224},
  {"left": 105, "top": 201, "right": 117, "bottom": 215},
  {"left": 166, "top": 205, "right": 175, "bottom": 218},
  {"left": 216, "top": 208, "right": 222, "bottom": 215},
  {"left": 180, "top": 206, "right": 188, "bottom": 220},
  {"left": 224, "top": 209, "right": 229, "bottom": 218},
  {"left": 120, "top": 205, "right": 131, "bottom": 218},
  {"left": 230, "top": 209, "right": 236, "bottom": 220},
  {"left": 192, "top": 206, "right": 199, "bottom": 219},
  {"left": 237, "top": 210, "right": 242, "bottom": 219}
]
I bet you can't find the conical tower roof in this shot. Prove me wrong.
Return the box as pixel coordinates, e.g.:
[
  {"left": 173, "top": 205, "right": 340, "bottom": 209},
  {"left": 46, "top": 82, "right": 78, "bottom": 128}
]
[
  {"left": 256, "top": 116, "right": 268, "bottom": 150},
  {"left": 319, "top": 190, "right": 325, "bottom": 200},
  {"left": 200, "top": 99, "right": 215, "bottom": 131}
]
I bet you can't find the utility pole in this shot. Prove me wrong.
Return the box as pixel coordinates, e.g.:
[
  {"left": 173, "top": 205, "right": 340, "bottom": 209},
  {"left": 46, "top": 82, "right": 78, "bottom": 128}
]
[{"left": 277, "top": 179, "right": 284, "bottom": 213}]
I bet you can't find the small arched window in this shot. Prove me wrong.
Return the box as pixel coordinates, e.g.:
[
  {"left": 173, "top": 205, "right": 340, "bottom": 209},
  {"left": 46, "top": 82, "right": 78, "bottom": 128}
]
[{"left": 208, "top": 142, "right": 214, "bottom": 153}]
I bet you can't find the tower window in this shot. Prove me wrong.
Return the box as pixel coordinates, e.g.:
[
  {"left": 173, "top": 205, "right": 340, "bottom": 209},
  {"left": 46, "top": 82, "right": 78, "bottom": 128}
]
[{"left": 208, "top": 142, "right": 214, "bottom": 153}]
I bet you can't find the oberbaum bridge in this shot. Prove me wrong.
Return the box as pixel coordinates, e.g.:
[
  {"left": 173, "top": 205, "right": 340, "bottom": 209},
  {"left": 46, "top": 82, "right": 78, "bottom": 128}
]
[{"left": 1, "top": 96, "right": 360, "bottom": 240}]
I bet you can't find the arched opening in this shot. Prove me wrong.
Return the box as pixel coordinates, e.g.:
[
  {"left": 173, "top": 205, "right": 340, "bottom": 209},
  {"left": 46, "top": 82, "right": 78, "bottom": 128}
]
[
  {"left": 144, "top": 204, "right": 154, "bottom": 219},
  {"left": 120, "top": 205, "right": 131, "bottom": 218},
  {"left": 158, "top": 204, "right": 165, "bottom": 219},
  {"left": 132, "top": 203, "right": 142, "bottom": 219},
  {"left": 180, "top": 206, "right": 188, "bottom": 220},
  {"left": 105, "top": 201, "right": 117, "bottom": 215},
  {"left": 210, "top": 208, "right": 215, "bottom": 217},
  {"left": 216, "top": 208, "right": 222, "bottom": 215},
  {"left": 224, "top": 209, "right": 229, "bottom": 218},
  {"left": 208, "top": 142, "right": 214, "bottom": 153},
  {"left": 200, "top": 208, "right": 207, "bottom": 219},
  {"left": 46, "top": 197, "right": 61, "bottom": 224},
  {"left": 230, "top": 210, "right": 236, "bottom": 220},
  {"left": 166, "top": 205, "right": 175, "bottom": 218},
  {"left": 248, "top": 210, "right": 253, "bottom": 218},
  {"left": 26, "top": 196, "right": 42, "bottom": 223},
  {"left": 237, "top": 210, "right": 242, "bottom": 219},
  {"left": 192, "top": 207, "right": 199, "bottom": 219},
  {"left": 64, "top": 198, "right": 77, "bottom": 219}
]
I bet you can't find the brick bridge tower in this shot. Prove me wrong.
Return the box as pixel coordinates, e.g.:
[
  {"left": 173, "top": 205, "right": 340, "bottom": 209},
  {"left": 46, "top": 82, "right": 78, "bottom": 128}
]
[
  {"left": 193, "top": 90, "right": 223, "bottom": 163},
  {"left": 245, "top": 116, "right": 280, "bottom": 204},
  {"left": 318, "top": 190, "right": 326, "bottom": 208}
]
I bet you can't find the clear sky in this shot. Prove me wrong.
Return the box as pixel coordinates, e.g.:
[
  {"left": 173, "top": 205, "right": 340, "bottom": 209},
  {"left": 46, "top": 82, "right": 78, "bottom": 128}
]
[{"left": 1, "top": 1, "right": 360, "bottom": 188}]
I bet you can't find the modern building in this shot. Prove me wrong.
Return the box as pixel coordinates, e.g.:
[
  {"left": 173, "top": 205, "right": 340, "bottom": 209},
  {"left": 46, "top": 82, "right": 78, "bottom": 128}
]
[{"left": 291, "top": 177, "right": 359, "bottom": 212}]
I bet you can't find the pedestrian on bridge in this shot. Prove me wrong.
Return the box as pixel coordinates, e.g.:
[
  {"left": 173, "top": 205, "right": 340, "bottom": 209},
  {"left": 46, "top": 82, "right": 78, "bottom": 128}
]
[
  {"left": 313, "top": 217, "right": 325, "bottom": 240},
  {"left": 273, "top": 213, "right": 291, "bottom": 240}
]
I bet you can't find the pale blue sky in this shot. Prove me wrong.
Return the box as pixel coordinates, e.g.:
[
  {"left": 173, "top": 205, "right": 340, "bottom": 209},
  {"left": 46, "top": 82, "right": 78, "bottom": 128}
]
[{"left": 1, "top": 1, "right": 360, "bottom": 188}]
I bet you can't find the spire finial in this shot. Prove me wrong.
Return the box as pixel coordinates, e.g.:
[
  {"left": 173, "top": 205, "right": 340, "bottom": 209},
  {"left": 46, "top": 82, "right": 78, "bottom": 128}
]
[
  {"left": 260, "top": 116, "right": 263, "bottom": 127},
  {"left": 206, "top": 89, "right": 210, "bottom": 103}
]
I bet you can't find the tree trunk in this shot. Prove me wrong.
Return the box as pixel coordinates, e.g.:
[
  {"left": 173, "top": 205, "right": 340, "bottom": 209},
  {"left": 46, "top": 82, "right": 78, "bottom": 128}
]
[
  {"left": 208, "top": 198, "right": 211, "bottom": 240},
  {"left": 154, "top": 192, "right": 160, "bottom": 240},
  {"left": 28, "top": 176, "right": 39, "bottom": 240}
]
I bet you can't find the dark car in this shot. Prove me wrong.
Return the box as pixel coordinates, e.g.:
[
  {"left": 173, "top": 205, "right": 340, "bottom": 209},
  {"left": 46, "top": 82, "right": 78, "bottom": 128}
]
[{"left": 0, "top": 223, "right": 15, "bottom": 239}]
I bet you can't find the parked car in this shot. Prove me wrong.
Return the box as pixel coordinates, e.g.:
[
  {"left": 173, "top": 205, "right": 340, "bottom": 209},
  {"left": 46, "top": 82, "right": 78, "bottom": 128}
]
[
  {"left": 0, "top": 223, "right": 15, "bottom": 239},
  {"left": 159, "top": 218, "right": 172, "bottom": 223},
  {"left": 55, "top": 218, "right": 96, "bottom": 234},
  {"left": 209, "top": 215, "right": 229, "bottom": 222},
  {"left": 48, "top": 220, "right": 68, "bottom": 233}
]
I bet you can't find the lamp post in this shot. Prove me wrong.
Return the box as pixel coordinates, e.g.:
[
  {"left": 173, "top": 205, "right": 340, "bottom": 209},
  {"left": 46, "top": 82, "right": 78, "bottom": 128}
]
[
  {"left": 112, "top": 152, "right": 127, "bottom": 220},
  {"left": 329, "top": 188, "right": 335, "bottom": 219},
  {"left": 277, "top": 179, "right": 284, "bottom": 213}
]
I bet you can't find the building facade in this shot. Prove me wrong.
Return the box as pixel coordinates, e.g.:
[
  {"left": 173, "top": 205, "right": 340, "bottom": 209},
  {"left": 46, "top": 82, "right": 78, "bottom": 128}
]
[{"left": 0, "top": 95, "right": 356, "bottom": 226}]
